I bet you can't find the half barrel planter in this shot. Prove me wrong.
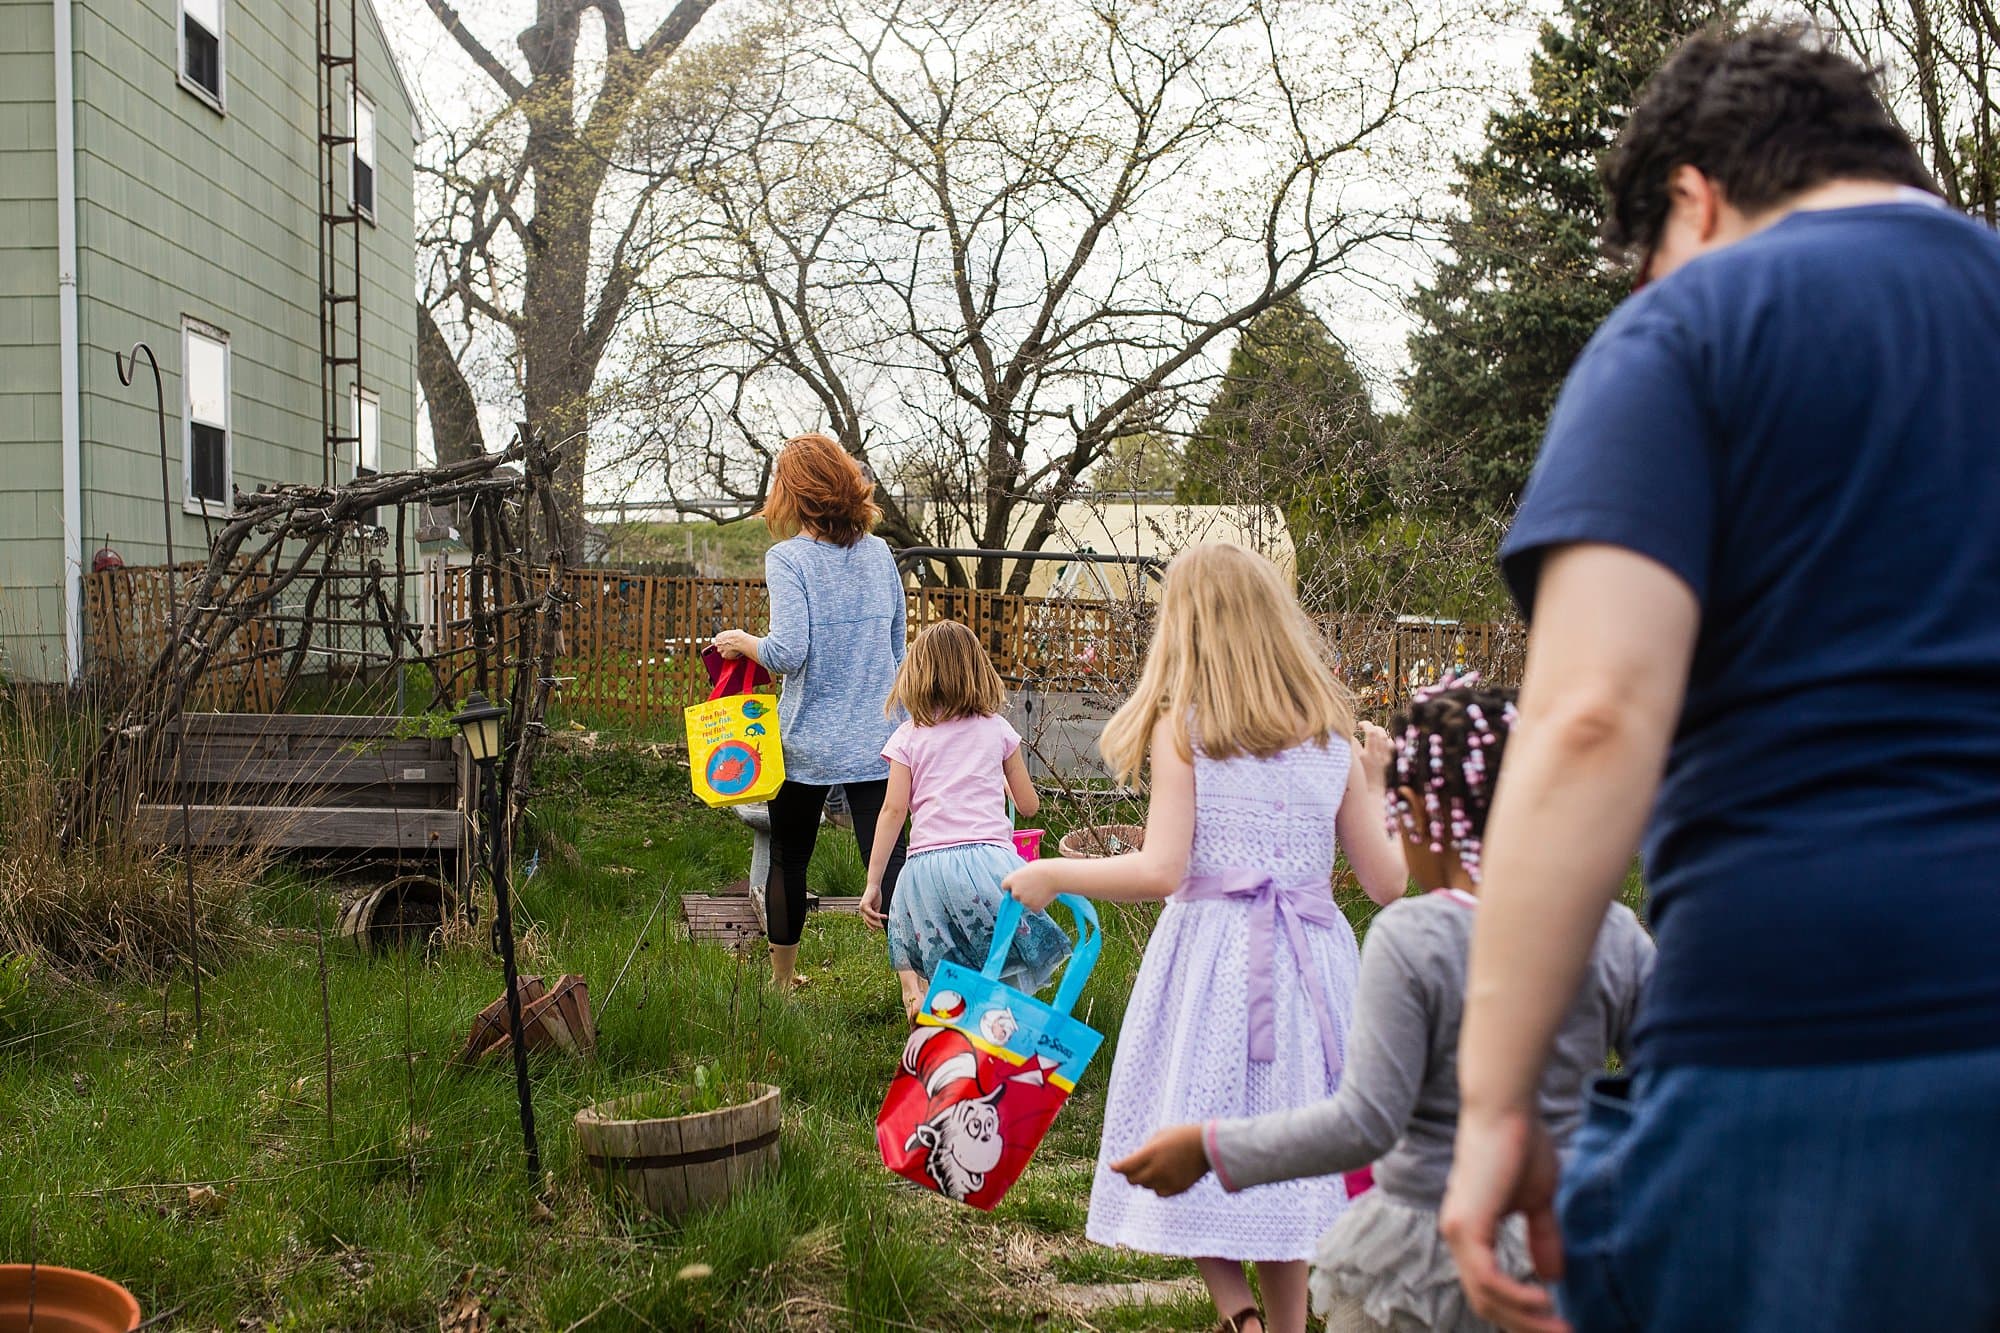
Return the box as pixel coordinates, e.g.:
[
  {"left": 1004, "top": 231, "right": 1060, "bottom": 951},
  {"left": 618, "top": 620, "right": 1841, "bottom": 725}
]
[
  {"left": 574, "top": 1084, "right": 781, "bottom": 1218},
  {"left": 1058, "top": 823, "right": 1147, "bottom": 859}
]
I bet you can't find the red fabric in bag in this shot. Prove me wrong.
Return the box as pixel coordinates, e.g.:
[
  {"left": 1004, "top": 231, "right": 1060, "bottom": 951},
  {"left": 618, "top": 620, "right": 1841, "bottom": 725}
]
[{"left": 701, "top": 644, "right": 771, "bottom": 695}]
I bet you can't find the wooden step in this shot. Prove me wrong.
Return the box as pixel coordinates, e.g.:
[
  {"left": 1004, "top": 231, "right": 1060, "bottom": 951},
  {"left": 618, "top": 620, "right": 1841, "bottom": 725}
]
[
  {"left": 134, "top": 803, "right": 463, "bottom": 850},
  {"left": 679, "top": 894, "right": 863, "bottom": 946}
]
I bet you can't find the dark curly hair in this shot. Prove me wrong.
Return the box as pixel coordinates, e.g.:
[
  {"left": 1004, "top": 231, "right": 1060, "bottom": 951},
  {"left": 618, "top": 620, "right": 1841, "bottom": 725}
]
[
  {"left": 1386, "top": 677, "right": 1520, "bottom": 883},
  {"left": 1602, "top": 24, "right": 1936, "bottom": 266}
]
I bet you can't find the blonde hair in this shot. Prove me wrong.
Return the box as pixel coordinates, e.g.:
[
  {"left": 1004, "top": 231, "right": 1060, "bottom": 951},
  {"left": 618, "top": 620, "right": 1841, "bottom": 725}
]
[
  {"left": 887, "top": 620, "right": 1009, "bottom": 727},
  {"left": 1099, "top": 542, "right": 1356, "bottom": 783},
  {"left": 760, "top": 433, "right": 881, "bottom": 547}
]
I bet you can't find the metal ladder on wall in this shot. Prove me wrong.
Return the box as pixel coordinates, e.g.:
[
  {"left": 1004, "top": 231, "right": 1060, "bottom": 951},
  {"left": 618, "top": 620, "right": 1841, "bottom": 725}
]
[
  {"left": 315, "top": 0, "right": 363, "bottom": 491},
  {"left": 312, "top": 0, "right": 367, "bottom": 666}
]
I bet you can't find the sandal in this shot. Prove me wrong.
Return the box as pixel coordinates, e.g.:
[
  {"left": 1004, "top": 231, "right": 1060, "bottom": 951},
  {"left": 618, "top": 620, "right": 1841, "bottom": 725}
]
[{"left": 1217, "top": 1309, "right": 1264, "bottom": 1333}]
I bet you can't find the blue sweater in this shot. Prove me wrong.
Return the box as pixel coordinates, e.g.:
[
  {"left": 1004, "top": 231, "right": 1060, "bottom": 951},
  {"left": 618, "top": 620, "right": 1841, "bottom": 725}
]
[{"left": 756, "top": 535, "right": 906, "bottom": 786}]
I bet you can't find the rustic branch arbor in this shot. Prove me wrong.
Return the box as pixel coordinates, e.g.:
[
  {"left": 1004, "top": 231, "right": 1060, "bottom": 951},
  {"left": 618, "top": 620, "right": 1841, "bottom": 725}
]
[{"left": 63, "top": 431, "right": 572, "bottom": 864}]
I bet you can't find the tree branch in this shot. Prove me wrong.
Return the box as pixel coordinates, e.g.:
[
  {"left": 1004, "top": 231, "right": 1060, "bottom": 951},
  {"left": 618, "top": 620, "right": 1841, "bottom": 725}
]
[
  {"left": 418, "top": 304, "right": 488, "bottom": 464},
  {"left": 422, "top": 0, "right": 527, "bottom": 102}
]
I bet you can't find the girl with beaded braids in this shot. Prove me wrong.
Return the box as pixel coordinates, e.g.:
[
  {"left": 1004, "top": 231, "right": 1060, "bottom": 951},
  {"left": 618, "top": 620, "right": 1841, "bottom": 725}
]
[
  {"left": 1110, "top": 674, "right": 1655, "bottom": 1333},
  {"left": 1385, "top": 677, "right": 1519, "bottom": 886}
]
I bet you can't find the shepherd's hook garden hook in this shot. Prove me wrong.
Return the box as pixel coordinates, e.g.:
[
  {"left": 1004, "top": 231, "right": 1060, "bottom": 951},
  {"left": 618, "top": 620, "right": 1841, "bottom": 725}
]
[{"left": 115, "top": 340, "right": 201, "bottom": 1039}]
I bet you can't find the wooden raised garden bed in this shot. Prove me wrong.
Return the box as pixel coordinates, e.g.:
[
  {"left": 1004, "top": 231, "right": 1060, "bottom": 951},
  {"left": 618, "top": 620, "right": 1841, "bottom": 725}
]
[{"left": 133, "top": 713, "right": 473, "bottom": 886}]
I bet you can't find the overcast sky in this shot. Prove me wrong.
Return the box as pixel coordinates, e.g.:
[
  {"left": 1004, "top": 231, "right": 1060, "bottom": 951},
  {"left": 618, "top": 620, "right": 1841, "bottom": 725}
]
[{"left": 376, "top": 0, "right": 1551, "bottom": 472}]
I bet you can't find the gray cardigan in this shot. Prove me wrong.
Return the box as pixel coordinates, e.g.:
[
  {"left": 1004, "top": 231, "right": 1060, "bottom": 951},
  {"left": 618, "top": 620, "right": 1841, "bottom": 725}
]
[
  {"left": 755, "top": 534, "right": 905, "bottom": 787},
  {"left": 1206, "top": 892, "right": 1653, "bottom": 1207}
]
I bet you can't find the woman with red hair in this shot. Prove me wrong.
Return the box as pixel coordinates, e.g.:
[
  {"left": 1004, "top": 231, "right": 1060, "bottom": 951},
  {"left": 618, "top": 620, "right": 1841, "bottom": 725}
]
[{"left": 713, "top": 433, "right": 909, "bottom": 990}]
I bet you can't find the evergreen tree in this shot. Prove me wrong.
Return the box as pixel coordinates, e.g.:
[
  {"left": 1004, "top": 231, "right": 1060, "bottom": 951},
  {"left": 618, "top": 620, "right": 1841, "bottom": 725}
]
[
  {"left": 1401, "top": 0, "right": 1735, "bottom": 518},
  {"left": 1179, "top": 295, "right": 1402, "bottom": 605},
  {"left": 1180, "top": 295, "right": 1385, "bottom": 516},
  {"left": 1095, "top": 429, "right": 1185, "bottom": 495}
]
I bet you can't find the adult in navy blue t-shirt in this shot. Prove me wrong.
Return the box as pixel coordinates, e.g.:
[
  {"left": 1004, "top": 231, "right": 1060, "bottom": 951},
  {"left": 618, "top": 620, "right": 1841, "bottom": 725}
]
[
  {"left": 1506, "top": 193, "right": 2000, "bottom": 1070},
  {"left": 1440, "top": 28, "right": 2000, "bottom": 1333}
]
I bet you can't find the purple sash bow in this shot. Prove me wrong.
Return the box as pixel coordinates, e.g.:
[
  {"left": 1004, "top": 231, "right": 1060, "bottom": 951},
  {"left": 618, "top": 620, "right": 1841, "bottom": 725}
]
[{"left": 1175, "top": 870, "right": 1344, "bottom": 1079}]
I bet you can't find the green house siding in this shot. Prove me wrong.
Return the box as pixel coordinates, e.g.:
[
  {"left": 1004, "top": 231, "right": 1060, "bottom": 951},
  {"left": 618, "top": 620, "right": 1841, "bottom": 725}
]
[
  {"left": 0, "top": 0, "right": 64, "bottom": 676},
  {"left": 0, "top": 0, "right": 417, "bottom": 680}
]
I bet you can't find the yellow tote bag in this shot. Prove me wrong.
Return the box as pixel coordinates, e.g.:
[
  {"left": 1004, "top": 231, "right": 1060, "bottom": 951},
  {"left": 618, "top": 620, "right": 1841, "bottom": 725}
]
[{"left": 686, "top": 657, "right": 786, "bottom": 808}]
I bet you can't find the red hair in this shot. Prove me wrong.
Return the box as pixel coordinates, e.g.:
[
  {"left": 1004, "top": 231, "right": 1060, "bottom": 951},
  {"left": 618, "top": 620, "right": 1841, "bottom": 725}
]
[{"left": 761, "top": 433, "right": 880, "bottom": 547}]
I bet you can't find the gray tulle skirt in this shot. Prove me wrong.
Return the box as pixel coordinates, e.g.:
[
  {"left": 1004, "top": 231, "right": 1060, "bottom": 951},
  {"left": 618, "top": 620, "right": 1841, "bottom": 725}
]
[
  {"left": 1310, "top": 1189, "right": 1535, "bottom": 1333},
  {"left": 886, "top": 841, "right": 1071, "bottom": 990}
]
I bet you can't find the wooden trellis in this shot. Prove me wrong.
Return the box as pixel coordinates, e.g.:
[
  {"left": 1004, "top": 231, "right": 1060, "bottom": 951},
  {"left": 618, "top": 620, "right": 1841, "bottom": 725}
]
[
  {"left": 432, "top": 572, "right": 771, "bottom": 733},
  {"left": 1323, "top": 618, "right": 1529, "bottom": 717},
  {"left": 63, "top": 432, "right": 571, "bottom": 848}
]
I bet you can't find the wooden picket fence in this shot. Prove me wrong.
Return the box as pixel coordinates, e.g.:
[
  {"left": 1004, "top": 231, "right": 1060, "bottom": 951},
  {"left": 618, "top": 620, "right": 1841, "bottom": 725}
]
[
  {"left": 89, "top": 562, "right": 1526, "bottom": 731},
  {"left": 84, "top": 563, "right": 285, "bottom": 711},
  {"left": 430, "top": 567, "right": 1525, "bottom": 729}
]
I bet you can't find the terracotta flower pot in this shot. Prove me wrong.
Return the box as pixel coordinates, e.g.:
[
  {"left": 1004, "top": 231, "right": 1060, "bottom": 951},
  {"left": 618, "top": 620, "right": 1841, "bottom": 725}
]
[{"left": 0, "top": 1265, "right": 141, "bottom": 1332}]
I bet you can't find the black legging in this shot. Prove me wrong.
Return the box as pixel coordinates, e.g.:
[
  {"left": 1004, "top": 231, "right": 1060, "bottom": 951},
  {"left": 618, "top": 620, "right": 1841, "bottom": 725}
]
[{"left": 764, "top": 779, "right": 907, "bottom": 947}]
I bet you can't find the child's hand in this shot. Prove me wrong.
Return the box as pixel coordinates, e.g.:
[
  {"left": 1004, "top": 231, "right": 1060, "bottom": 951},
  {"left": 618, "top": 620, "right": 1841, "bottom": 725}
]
[
  {"left": 859, "top": 883, "right": 886, "bottom": 929},
  {"left": 1354, "top": 721, "right": 1394, "bottom": 790},
  {"left": 1111, "top": 1123, "right": 1210, "bottom": 1197},
  {"left": 1001, "top": 860, "right": 1061, "bottom": 912}
]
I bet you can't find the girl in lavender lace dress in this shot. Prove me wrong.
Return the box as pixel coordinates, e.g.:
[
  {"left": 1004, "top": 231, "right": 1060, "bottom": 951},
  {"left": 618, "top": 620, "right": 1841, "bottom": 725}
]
[{"left": 1006, "top": 543, "right": 1409, "bottom": 1333}]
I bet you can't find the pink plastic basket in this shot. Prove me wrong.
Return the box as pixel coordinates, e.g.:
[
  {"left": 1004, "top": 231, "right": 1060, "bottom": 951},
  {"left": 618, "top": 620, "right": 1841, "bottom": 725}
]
[{"left": 1011, "top": 829, "right": 1044, "bottom": 862}]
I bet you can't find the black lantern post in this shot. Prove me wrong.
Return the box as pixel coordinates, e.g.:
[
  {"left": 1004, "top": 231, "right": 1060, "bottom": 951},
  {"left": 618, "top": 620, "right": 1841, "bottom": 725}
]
[{"left": 453, "top": 689, "right": 540, "bottom": 1178}]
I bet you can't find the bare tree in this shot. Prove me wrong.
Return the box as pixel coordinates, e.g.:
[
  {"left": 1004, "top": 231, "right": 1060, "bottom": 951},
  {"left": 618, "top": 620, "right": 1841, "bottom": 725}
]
[
  {"left": 1809, "top": 0, "right": 2000, "bottom": 220},
  {"left": 625, "top": 0, "right": 1492, "bottom": 591},
  {"left": 415, "top": 0, "right": 747, "bottom": 549}
]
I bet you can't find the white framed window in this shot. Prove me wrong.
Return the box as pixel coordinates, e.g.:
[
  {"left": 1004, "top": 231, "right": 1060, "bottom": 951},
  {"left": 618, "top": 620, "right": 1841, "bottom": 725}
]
[
  {"left": 350, "top": 87, "right": 377, "bottom": 220},
  {"left": 349, "top": 386, "right": 381, "bottom": 477},
  {"left": 183, "top": 318, "right": 231, "bottom": 514},
  {"left": 179, "top": 0, "right": 225, "bottom": 110}
]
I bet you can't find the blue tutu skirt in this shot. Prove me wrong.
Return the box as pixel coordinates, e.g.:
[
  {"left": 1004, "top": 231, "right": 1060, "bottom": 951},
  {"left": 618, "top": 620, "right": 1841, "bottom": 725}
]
[{"left": 887, "top": 841, "right": 1072, "bottom": 991}]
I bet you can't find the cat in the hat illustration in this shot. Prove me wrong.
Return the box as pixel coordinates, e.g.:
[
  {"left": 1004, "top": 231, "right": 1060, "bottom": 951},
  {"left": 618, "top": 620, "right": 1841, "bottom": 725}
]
[{"left": 899, "top": 1025, "right": 1005, "bottom": 1200}]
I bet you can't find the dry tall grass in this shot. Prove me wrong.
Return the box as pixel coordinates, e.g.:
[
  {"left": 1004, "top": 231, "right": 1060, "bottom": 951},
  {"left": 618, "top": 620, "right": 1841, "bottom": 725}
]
[{"left": 0, "top": 687, "right": 257, "bottom": 978}]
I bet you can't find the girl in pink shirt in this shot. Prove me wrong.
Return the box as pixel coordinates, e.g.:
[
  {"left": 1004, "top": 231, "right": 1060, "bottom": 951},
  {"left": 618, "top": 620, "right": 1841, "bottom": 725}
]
[{"left": 862, "top": 621, "right": 1071, "bottom": 1023}]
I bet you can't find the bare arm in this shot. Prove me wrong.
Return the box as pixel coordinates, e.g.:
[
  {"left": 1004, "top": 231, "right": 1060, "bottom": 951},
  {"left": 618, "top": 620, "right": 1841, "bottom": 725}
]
[
  {"left": 1004, "top": 714, "right": 1194, "bottom": 908},
  {"left": 1442, "top": 544, "right": 1698, "bottom": 1330},
  {"left": 860, "top": 761, "right": 913, "bottom": 928},
  {"left": 1458, "top": 545, "right": 1693, "bottom": 1114},
  {"left": 1003, "top": 747, "right": 1039, "bottom": 819},
  {"left": 711, "top": 628, "right": 762, "bottom": 665},
  {"left": 1337, "top": 724, "right": 1409, "bottom": 906}
]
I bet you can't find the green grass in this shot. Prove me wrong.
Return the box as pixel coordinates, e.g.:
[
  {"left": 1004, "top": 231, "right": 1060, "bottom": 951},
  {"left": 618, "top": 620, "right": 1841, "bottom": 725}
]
[
  {"left": 600, "top": 518, "right": 775, "bottom": 580},
  {"left": 0, "top": 746, "right": 1192, "bottom": 1331},
  {"left": 0, "top": 741, "right": 1652, "bottom": 1329}
]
